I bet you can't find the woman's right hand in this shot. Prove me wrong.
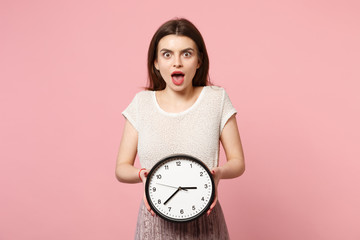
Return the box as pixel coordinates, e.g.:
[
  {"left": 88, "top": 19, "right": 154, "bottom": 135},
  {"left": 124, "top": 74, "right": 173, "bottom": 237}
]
[{"left": 139, "top": 169, "right": 155, "bottom": 216}]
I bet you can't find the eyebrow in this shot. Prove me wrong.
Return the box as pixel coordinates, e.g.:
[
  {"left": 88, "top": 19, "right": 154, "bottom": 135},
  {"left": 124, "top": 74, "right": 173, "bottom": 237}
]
[{"left": 159, "top": 48, "right": 195, "bottom": 53}]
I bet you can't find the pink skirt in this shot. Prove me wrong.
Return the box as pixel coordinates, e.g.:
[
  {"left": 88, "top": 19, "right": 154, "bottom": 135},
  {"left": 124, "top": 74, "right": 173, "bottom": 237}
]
[{"left": 134, "top": 200, "right": 230, "bottom": 240}]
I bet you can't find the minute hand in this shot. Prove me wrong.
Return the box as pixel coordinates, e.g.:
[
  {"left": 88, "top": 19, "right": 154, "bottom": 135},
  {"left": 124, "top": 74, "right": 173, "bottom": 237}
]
[
  {"left": 164, "top": 187, "right": 181, "bottom": 205},
  {"left": 157, "top": 183, "right": 188, "bottom": 191}
]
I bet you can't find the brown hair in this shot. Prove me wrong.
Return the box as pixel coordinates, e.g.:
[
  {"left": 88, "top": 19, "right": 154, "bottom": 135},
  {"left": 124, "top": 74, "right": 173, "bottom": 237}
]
[{"left": 146, "top": 18, "right": 211, "bottom": 90}]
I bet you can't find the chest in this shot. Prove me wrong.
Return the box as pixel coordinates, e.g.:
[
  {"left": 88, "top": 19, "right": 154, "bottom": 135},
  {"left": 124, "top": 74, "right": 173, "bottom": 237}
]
[{"left": 137, "top": 107, "right": 221, "bottom": 165}]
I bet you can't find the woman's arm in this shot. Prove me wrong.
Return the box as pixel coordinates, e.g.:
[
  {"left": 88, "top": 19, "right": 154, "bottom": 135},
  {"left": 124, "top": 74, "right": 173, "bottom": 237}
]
[
  {"left": 218, "top": 114, "right": 245, "bottom": 179},
  {"left": 115, "top": 119, "right": 142, "bottom": 183},
  {"left": 115, "top": 119, "right": 155, "bottom": 215},
  {"left": 207, "top": 115, "right": 245, "bottom": 215}
]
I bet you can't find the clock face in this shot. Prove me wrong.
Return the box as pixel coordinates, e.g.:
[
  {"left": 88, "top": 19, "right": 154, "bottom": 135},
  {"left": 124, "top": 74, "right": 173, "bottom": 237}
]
[{"left": 145, "top": 155, "right": 214, "bottom": 222}]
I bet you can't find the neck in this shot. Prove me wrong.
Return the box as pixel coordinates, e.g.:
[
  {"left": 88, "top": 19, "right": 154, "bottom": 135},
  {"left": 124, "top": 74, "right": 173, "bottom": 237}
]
[
  {"left": 162, "top": 86, "right": 196, "bottom": 101},
  {"left": 155, "top": 86, "right": 204, "bottom": 113}
]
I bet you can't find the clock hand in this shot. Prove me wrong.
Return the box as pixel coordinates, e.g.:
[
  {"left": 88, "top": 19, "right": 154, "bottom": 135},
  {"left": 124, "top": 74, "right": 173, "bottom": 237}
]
[
  {"left": 180, "top": 187, "right": 197, "bottom": 190},
  {"left": 164, "top": 187, "right": 181, "bottom": 205},
  {"left": 156, "top": 183, "right": 188, "bottom": 191}
]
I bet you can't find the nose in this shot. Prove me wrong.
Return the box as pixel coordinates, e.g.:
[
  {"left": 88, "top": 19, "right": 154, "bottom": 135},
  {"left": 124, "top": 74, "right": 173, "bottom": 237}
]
[{"left": 173, "top": 55, "right": 183, "bottom": 68}]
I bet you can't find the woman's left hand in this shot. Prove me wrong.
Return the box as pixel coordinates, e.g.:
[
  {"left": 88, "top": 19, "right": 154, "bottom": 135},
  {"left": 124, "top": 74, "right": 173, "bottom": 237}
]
[{"left": 207, "top": 166, "right": 223, "bottom": 216}]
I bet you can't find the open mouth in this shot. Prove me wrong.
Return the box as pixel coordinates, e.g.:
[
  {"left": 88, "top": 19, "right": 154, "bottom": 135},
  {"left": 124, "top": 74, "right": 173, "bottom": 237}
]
[{"left": 171, "top": 72, "right": 185, "bottom": 85}]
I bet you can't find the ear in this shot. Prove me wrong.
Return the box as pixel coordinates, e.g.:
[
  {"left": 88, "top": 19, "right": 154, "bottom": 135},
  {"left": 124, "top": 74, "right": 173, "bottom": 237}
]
[
  {"left": 197, "top": 53, "right": 203, "bottom": 69},
  {"left": 154, "top": 59, "right": 159, "bottom": 70},
  {"left": 197, "top": 59, "right": 201, "bottom": 69}
]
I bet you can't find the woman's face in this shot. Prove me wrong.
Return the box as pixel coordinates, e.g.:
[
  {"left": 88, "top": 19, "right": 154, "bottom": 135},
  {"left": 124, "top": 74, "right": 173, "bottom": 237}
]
[{"left": 154, "top": 34, "right": 201, "bottom": 92}]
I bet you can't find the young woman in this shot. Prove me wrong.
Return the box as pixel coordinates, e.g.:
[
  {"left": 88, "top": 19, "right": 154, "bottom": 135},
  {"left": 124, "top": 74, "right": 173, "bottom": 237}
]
[{"left": 116, "top": 18, "right": 245, "bottom": 240}]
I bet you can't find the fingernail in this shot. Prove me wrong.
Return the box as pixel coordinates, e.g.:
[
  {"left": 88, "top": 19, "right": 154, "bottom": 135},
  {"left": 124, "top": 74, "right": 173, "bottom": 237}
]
[{"left": 211, "top": 170, "right": 215, "bottom": 174}]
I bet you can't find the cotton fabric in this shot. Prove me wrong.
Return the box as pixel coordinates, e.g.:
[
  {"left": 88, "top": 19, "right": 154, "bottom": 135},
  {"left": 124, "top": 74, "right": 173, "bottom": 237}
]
[{"left": 122, "top": 86, "right": 237, "bottom": 240}]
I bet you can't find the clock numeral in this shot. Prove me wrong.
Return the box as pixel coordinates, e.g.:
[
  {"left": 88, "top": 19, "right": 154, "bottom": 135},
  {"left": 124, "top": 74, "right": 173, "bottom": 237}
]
[
  {"left": 176, "top": 161, "right": 181, "bottom": 166},
  {"left": 168, "top": 207, "right": 171, "bottom": 212},
  {"left": 190, "top": 163, "right": 192, "bottom": 168},
  {"left": 200, "top": 172, "right": 203, "bottom": 177},
  {"left": 204, "top": 184, "right": 208, "bottom": 189},
  {"left": 164, "top": 165, "right": 169, "bottom": 170},
  {"left": 156, "top": 174, "right": 162, "bottom": 179},
  {"left": 152, "top": 187, "right": 156, "bottom": 192},
  {"left": 201, "top": 197, "right": 204, "bottom": 201},
  {"left": 158, "top": 199, "right": 161, "bottom": 204},
  {"left": 180, "top": 209, "right": 184, "bottom": 214},
  {"left": 192, "top": 205, "right": 196, "bottom": 210}
]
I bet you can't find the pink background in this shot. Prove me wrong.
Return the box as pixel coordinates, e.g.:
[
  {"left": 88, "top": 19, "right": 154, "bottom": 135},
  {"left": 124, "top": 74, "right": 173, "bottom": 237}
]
[{"left": 1, "top": 0, "right": 359, "bottom": 239}]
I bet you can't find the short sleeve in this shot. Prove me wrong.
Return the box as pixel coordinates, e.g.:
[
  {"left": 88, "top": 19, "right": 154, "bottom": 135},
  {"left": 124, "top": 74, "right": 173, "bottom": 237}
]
[
  {"left": 122, "top": 93, "right": 139, "bottom": 131},
  {"left": 220, "top": 89, "right": 237, "bottom": 133}
]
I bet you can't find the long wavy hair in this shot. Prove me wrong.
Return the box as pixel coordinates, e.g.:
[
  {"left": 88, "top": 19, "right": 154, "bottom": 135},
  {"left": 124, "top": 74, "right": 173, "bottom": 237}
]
[{"left": 146, "top": 18, "right": 211, "bottom": 90}]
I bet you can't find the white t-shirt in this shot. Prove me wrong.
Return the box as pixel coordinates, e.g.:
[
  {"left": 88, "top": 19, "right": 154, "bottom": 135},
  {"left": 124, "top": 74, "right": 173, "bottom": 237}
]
[{"left": 122, "top": 86, "right": 237, "bottom": 170}]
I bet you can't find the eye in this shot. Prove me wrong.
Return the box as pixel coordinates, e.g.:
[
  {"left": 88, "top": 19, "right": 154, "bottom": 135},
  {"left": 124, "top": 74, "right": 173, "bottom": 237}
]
[
  {"left": 163, "top": 52, "right": 171, "bottom": 58},
  {"left": 183, "top": 52, "right": 192, "bottom": 57}
]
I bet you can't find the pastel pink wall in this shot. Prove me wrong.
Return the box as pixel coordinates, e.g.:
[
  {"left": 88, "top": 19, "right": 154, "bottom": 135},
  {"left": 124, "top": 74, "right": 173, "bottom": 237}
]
[{"left": 1, "top": 0, "right": 359, "bottom": 239}]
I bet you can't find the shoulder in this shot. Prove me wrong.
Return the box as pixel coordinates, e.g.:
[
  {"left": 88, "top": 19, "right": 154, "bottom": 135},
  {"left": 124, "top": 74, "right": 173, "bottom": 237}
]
[
  {"left": 134, "top": 90, "right": 153, "bottom": 97},
  {"left": 203, "top": 85, "right": 227, "bottom": 101},
  {"left": 131, "top": 90, "right": 153, "bottom": 102},
  {"left": 205, "top": 85, "right": 224, "bottom": 91},
  {"left": 204, "top": 85, "right": 226, "bottom": 95},
  {"left": 125, "top": 90, "right": 153, "bottom": 110}
]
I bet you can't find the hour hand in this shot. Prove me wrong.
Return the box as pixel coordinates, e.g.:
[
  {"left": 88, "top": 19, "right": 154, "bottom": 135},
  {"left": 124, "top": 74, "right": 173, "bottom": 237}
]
[{"left": 181, "top": 187, "right": 197, "bottom": 190}]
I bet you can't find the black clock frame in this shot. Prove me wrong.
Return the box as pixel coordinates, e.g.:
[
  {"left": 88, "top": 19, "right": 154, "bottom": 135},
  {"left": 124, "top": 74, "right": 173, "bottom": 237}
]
[{"left": 145, "top": 154, "right": 215, "bottom": 223}]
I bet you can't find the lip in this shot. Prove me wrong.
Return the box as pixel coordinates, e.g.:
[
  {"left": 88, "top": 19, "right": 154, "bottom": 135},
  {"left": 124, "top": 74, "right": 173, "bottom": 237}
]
[{"left": 171, "top": 71, "right": 185, "bottom": 76}]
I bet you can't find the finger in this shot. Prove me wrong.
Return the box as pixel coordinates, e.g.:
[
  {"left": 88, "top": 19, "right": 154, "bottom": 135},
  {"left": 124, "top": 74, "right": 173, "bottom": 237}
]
[
  {"left": 142, "top": 174, "right": 155, "bottom": 217},
  {"left": 143, "top": 194, "right": 151, "bottom": 211},
  {"left": 143, "top": 193, "right": 156, "bottom": 216},
  {"left": 211, "top": 167, "right": 223, "bottom": 182},
  {"left": 207, "top": 194, "right": 218, "bottom": 216},
  {"left": 211, "top": 169, "right": 219, "bottom": 182},
  {"left": 140, "top": 170, "right": 149, "bottom": 183},
  {"left": 210, "top": 195, "right": 218, "bottom": 209},
  {"left": 145, "top": 200, "right": 155, "bottom": 217}
]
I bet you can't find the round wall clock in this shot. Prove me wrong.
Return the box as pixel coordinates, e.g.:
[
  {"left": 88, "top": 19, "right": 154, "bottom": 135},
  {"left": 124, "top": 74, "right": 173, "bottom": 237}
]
[{"left": 145, "top": 154, "right": 215, "bottom": 222}]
